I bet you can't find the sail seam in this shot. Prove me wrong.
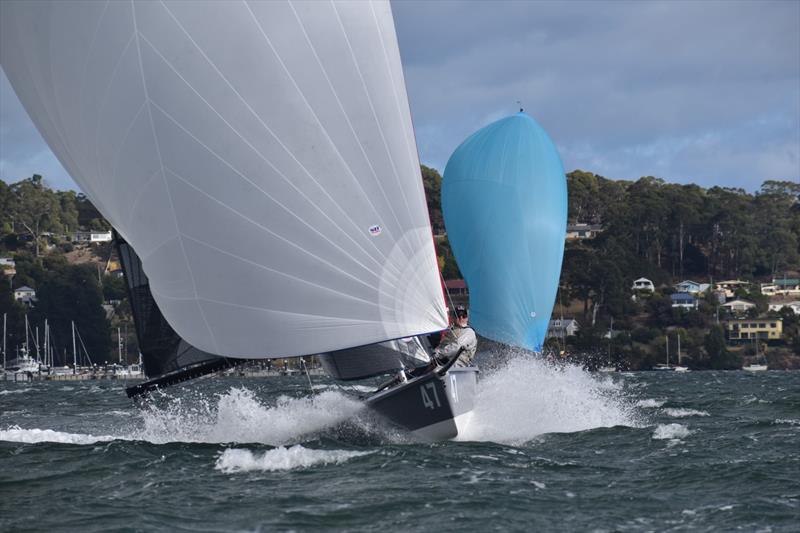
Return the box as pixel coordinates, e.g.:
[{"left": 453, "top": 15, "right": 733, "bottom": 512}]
[
  {"left": 94, "top": 32, "right": 137, "bottom": 206},
  {"left": 243, "top": 1, "right": 405, "bottom": 278},
  {"left": 110, "top": 99, "right": 148, "bottom": 221},
  {"left": 159, "top": 0, "right": 400, "bottom": 282},
  {"left": 130, "top": 0, "right": 220, "bottom": 354},
  {"left": 150, "top": 234, "right": 395, "bottom": 314},
  {"left": 329, "top": 0, "right": 414, "bottom": 237},
  {"left": 77, "top": 0, "right": 110, "bottom": 188},
  {"left": 369, "top": 2, "right": 429, "bottom": 242},
  {"left": 136, "top": 30, "right": 399, "bottom": 290},
  {"left": 161, "top": 165, "right": 392, "bottom": 297},
  {"left": 290, "top": 1, "right": 405, "bottom": 250}
]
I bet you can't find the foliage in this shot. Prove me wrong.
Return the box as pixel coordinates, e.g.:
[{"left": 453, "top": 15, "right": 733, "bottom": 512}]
[{"left": 31, "top": 264, "right": 112, "bottom": 363}]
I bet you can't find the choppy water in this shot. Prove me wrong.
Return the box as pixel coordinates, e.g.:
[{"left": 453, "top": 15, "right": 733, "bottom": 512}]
[{"left": 1, "top": 357, "right": 798, "bottom": 532}]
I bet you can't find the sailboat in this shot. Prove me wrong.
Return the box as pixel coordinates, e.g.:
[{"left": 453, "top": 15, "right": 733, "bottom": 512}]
[
  {"left": 673, "top": 334, "right": 689, "bottom": 372},
  {"left": 1, "top": 0, "right": 476, "bottom": 439},
  {"left": 743, "top": 338, "right": 768, "bottom": 372},
  {"left": 653, "top": 335, "right": 674, "bottom": 371}
]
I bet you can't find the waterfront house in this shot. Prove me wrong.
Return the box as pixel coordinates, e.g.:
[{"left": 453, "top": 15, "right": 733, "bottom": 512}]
[
  {"left": 547, "top": 318, "right": 580, "bottom": 338},
  {"left": 444, "top": 279, "right": 468, "bottom": 297},
  {"left": 760, "top": 278, "right": 800, "bottom": 297},
  {"left": 670, "top": 292, "right": 699, "bottom": 309},
  {"left": 631, "top": 277, "right": 655, "bottom": 292},
  {"left": 0, "top": 257, "right": 15, "bottom": 268},
  {"left": 13, "top": 286, "right": 36, "bottom": 306},
  {"left": 768, "top": 301, "right": 800, "bottom": 314},
  {"left": 716, "top": 279, "right": 749, "bottom": 299},
  {"left": 674, "top": 280, "right": 710, "bottom": 295},
  {"left": 721, "top": 299, "right": 756, "bottom": 314},
  {"left": 723, "top": 318, "right": 782, "bottom": 344},
  {"left": 72, "top": 230, "right": 112, "bottom": 244},
  {"left": 566, "top": 223, "right": 603, "bottom": 240}
]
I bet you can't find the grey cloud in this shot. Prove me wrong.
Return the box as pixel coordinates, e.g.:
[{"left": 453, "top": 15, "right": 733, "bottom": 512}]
[{"left": 393, "top": 0, "right": 800, "bottom": 189}]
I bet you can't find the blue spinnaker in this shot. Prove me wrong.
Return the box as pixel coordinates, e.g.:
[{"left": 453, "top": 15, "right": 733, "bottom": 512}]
[{"left": 442, "top": 112, "right": 567, "bottom": 352}]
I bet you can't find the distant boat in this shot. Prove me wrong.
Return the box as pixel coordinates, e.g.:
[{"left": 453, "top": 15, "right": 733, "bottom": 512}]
[
  {"left": 743, "top": 339, "right": 768, "bottom": 372},
  {"left": 674, "top": 334, "right": 690, "bottom": 372},
  {"left": 654, "top": 334, "right": 690, "bottom": 371}
]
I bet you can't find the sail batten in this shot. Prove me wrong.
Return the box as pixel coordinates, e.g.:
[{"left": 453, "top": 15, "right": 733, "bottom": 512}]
[{"left": 1, "top": 0, "right": 447, "bottom": 358}]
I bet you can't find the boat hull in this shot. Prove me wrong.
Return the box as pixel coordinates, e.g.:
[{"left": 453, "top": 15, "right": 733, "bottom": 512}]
[{"left": 366, "top": 367, "right": 478, "bottom": 440}]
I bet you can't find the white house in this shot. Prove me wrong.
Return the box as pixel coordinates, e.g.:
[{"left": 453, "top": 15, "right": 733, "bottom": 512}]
[
  {"left": 548, "top": 318, "right": 580, "bottom": 338},
  {"left": 768, "top": 301, "right": 800, "bottom": 314},
  {"left": 0, "top": 257, "right": 14, "bottom": 268},
  {"left": 73, "top": 230, "right": 112, "bottom": 244},
  {"left": 761, "top": 278, "right": 800, "bottom": 297},
  {"left": 566, "top": 223, "right": 603, "bottom": 240},
  {"left": 722, "top": 299, "right": 756, "bottom": 314},
  {"left": 631, "top": 277, "right": 655, "bottom": 292},
  {"left": 13, "top": 286, "right": 36, "bottom": 306},
  {"left": 674, "top": 280, "right": 710, "bottom": 295},
  {"left": 716, "top": 280, "right": 749, "bottom": 299}
]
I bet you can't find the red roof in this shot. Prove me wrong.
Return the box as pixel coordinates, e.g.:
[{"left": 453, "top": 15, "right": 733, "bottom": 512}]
[{"left": 445, "top": 279, "right": 467, "bottom": 289}]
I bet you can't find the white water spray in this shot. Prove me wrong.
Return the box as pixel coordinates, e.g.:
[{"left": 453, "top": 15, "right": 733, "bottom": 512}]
[{"left": 457, "top": 355, "right": 641, "bottom": 445}]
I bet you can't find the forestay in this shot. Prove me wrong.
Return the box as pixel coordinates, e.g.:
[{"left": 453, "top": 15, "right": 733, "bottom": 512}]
[
  {"left": 442, "top": 113, "right": 567, "bottom": 352},
  {"left": 1, "top": 0, "right": 447, "bottom": 358}
]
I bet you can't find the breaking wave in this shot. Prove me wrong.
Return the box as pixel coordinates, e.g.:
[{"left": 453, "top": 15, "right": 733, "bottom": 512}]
[
  {"left": 0, "top": 388, "right": 33, "bottom": 395},
  {"left": 134, "top": 388, "right": 364, "bottom": 446},
  {"left": 653, "top": 423, "right": 691, "bottom": 440},
  {"left": 664, "top": 408, "right": 710, "bottom": 418},
  {"left": 457, "top": 354, "right": 641, "bottom": 445},
  {"left": 1, "top": 387, "right": 365, "bottom": 447},
  {"left": 215, "top": 445, "right": 372, "bottom": 473},
  {"left": 636, "top": 399, "right": 665, "bottom": 408},
  {"left": 0, "top": 426, "right": 116, "bottom": 445}
]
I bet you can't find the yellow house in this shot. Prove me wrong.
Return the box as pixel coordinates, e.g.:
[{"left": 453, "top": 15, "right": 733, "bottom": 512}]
[{"left": 724, "top": 319, "right": 783, "bottom": 343}]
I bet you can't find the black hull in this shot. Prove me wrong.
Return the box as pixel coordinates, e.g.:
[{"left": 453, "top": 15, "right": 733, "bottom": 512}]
[{"left": 366, "top": 367, "right": 478, "bottom": 440}]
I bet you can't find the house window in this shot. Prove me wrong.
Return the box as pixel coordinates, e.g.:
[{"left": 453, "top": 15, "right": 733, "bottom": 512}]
[
  {"left": 741, "top": 332, "right": 749, "bottom": 339},
  {"left": 759, "top": 323, "right": 766, "bottom": 328},
  {"left": 770, "top": 323, "right": 776, "bottom": 328}
]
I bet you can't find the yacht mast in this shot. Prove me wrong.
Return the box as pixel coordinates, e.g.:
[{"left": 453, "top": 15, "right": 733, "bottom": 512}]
[
  {"left": 72, "top": 320, "right": 77, "bottom": 374},
  {"left": 44, "top": 320, "right": 49, "bottom": 368},
  {"left": 677, "top": 334, "right": 681, "bottom": 366},
  {"left": 25, "top": 314, "right": 29, "bottom": 358},
  {"left": 2, "top": 313, "right": 6, "bottom": 370},
  {"left": 665, "top": 335, "right": 669, "bottom": 367},
  {"left": 118, "top": 327, "right": 122, "bottom": 364}
]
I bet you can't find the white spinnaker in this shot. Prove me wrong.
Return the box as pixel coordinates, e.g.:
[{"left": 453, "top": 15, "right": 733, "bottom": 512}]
[{"left": 0, "top": 0, "right": 447, "bottom": 358}]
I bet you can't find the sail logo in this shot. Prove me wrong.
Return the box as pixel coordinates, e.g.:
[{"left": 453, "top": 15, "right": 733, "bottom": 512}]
[{"left": 369, "top": 225, "right": 382, "bottom": 236}]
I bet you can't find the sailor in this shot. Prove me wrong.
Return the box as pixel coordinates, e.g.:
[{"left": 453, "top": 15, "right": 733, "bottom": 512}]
[{"left": 433, "top": 305, "right": 478, "bottom": 367}]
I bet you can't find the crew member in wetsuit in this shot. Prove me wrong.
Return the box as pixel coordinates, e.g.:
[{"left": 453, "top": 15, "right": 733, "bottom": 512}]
[{"left": 433, "top": 305, "right": 477, "bottom": 367}]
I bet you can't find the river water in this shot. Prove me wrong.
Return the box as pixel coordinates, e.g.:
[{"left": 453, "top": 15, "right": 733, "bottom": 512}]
[{"left": 1, "top": 356, "right": 798, "bottom": 532}]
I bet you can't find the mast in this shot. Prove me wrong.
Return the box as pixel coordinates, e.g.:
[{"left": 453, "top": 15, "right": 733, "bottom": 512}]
[
  {"left": 25, "top": 314, "right": 29, "bottom": 358},
  {"left": 44, "top": 320, "right": 48, "bottom": 368},
  {"left": 665, "top": 335, "right": 669, "bottom": 367},
  {"left": 72, "top": 320, "right": 77, "bottom": 374},
  {"left": 677, "top": 334, "right": 681, "bottom": 366},
  {"left": 2, "top": 313, "right": 6, "bottom": 370},
  {"left": 118, "top": 327, "right": 122, "bottom": 364},
  {"left": 35, "top": 325, "right": 40, "bottom": 362}
]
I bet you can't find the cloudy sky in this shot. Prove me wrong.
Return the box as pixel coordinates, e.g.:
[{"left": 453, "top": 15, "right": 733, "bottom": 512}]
[{"left": 1, "top": 0, "right": 798, "bottom": 192}]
